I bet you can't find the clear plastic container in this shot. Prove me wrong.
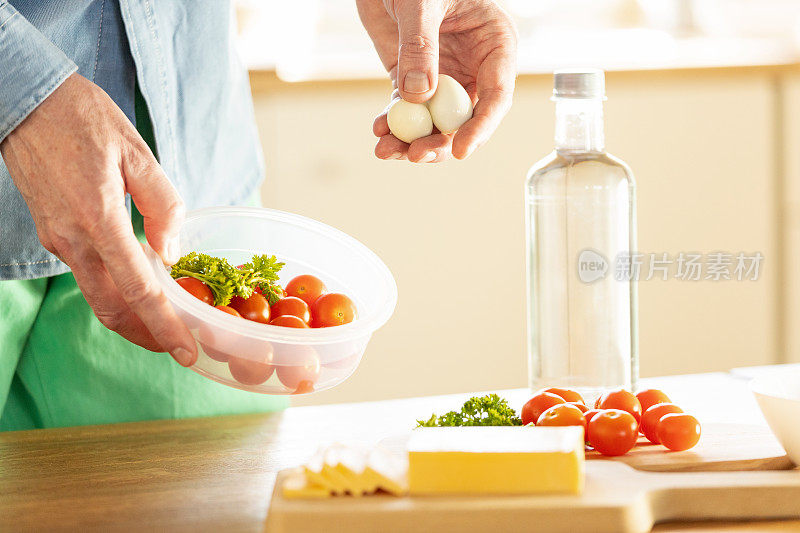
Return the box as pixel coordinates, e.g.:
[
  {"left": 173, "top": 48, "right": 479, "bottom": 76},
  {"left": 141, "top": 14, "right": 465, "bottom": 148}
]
[{"left": 147, "top": 206, "right": 397, "bottom": 395}]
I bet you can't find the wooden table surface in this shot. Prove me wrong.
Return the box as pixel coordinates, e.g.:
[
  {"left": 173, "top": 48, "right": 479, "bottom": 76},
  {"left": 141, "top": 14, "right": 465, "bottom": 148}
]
[{"left": 1, "top": 370, "right": 797, "bottom": 532}]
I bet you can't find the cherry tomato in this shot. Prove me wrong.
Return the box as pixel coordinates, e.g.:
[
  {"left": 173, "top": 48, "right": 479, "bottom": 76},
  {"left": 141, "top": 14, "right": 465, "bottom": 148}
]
[
  {"left": 583, "top": 408, "right": 605, "bottom": 442},
  {"left": 276, "top": 346, "right": 321, "bottom": 390},
  {"left": 229, "top": 292, "right": 271, "bottom": 324},
  {"left": 200, "top": 343, "right": 230, "bottom": 363},
  {"left": 657, "top": 413, "right": 701, "bottom": 451},
  {"left": 271, "top": 296, "right": 310, "bottom": 323},
  {"left": 584, "top": 408, "right": 604, "bottom": 425},
  {"left": 537, "top": 403, "right": 587, "bottom": 433},
  {"left": 567, "top": 402, "right": 589, "bottom": 414},
  {"left": 641, "top": 403, "right": 684, "bottom": 444},
  {"left": 227, "top": 344, "right": 275, "bottom": 386},
  {"left": 311, "top": 293, "right": 357, "bottom": 327},
  {"left": 202, "top": 306, "right": 244, "bottom": 362},
  {"left": 285, "top": 275, "right": 327, "bottom": 306},
  {"left": 229, "top": 357, "right": 274, "bottom": 385},
  {"left": 176, "top": 277, "right": 213, "bottom": 305},
  {"left": 270, "top": 315, "right": 309, "bottom": 328},
  {"left": 293, "top": 380, "right": 315, "bottom": 394},
  {"left": 636, "top": 389, "right": 672, "bottom": 413},
  {"left": 587, "top": 409, "right": 639, "bottom": 456},
  {"left": 597, "top": 388, "right": 643, "bottom": 425},
  {"left": 543, "top": 387, "right": 585, "bottom": 404},
  {"left": 214, "top": 305, "right": 241, "bottom": 317},
  {"left": 521, "top": 392, "right": 566, "bottom": 425}
]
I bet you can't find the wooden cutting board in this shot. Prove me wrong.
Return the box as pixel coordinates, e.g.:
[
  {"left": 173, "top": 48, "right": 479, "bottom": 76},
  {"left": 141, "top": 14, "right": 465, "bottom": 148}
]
[
  {"left": 264, "top": 461, "right": 800, "bottom": 533},
  {"left": 377, "top": 423, "right": 793, "bottom": 472}
]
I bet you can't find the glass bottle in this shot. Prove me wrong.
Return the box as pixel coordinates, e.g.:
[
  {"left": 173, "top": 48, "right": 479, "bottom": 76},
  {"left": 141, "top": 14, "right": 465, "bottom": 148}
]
[{"left": 525, "top": 69, "right": 638, "bottom": 400}]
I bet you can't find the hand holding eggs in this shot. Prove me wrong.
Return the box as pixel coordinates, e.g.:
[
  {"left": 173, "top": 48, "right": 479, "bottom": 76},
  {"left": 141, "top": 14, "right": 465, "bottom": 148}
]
[{"left": 386, "top": 75, "right": 473, "bottom": 144}]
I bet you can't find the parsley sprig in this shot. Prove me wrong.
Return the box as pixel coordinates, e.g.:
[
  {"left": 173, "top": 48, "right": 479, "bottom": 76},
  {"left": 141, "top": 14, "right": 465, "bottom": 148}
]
[
  {"left": 170, "top": 252, "right": 284, "bottom": 306},
  {"left": 238, "top": 254, "right": 285, "bottom": 305},
  {"left": 416, "top": 394, "right": 523, "bottom": 427}
]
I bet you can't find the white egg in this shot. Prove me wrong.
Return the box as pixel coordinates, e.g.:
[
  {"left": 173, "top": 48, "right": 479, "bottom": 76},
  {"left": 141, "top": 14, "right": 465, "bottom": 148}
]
[
  {"left": 426, "top": 75, "right": 473, "bottom": 134},
  {"left": 387, "top": 98, "right": 433, "bottom": 144}
]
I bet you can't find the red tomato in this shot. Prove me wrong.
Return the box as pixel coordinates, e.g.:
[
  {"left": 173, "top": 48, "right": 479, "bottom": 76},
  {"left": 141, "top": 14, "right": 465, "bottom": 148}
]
[
  {"left": 270, "top": 315, "right": 309, "bottom": 328},
  {"left": 176, "top": 277, "right": 213, "bottom": 305},
  {"left": 640, "top": 403, "right": 684, "bottom": 444},
  {"left": 200, "top": 343, "right": 230, "bottom": 363},
  {"left": 311, "top": 293, "right": 357, "bottom": 327},
  {"left": 521, "top": 392, "right": 566, "bottom": 425},
  {"left": 285, "top": 275, "right": 327, "bottom": 306},
  {"left": 657, "top": 413, "right": 701, "bottom": 451},
  {"left": 597, "top": 389, "right": 643, "bottom": 425},
  {"left": 587, "top": 409, "right": 639, "bottom": 456},
  {"left": 271, "top": 297, "right": 311, "bottom": 323},
  {"left": 228, "top": 357, "right": 274, "bottom": 385},
  {"left": 636, "top": 389, "right": 672, "bottom": 413},
  {"left": 537, "top": 403, "right": 587, "bottom": 433},
  {"left": 567, "top": 402, "right": 589, "bottom": 414},
  {"left": 214, "top": 305, "right": 241, "bottom": 317},
  {"left": 227, "top": 343, "right": 275, "bottom": 386},
  {"left": 293, "top": 380, "right": 315, "bottom": 394},
  {"left": 543, "top": 387, "right": 585, "bottom": 404},
  {"left": 583, "top": 408, "right": 605, "bottom": 442},
  {"left": 276, "top": 346, "right": 321, "bottom": 390},
  {"left": 202, "top": 305, "right": 244, "bottom": 362},
  {"left": 583, "top": 408, "right": 604, "bottom": 425},
  {"left": 229, "top": 292, "right": 271, "bottom": 324}
]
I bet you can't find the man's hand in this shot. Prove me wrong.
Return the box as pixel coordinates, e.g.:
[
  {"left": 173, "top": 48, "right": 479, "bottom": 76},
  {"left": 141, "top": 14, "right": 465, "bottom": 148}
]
[
  {"left": 357, "top": 0, "right": 517, "bottom": 163},
  {"left": 1, "top": 73, "right": 197, "bottom": 366}
]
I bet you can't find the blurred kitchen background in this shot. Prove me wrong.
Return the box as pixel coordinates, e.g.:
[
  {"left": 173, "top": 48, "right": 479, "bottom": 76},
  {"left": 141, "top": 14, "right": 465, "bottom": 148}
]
[{"left": 233, "top": 0, "right": 800, "bottom": 405}]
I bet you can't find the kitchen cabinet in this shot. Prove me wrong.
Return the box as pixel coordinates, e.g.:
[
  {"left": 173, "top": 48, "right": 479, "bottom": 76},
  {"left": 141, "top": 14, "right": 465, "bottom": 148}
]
[
  {"left": 780, "top": 71, "right": 800, "bottom": 364},
  {"left": 249, "top": 65, "right": 788, "bottom": 405}
]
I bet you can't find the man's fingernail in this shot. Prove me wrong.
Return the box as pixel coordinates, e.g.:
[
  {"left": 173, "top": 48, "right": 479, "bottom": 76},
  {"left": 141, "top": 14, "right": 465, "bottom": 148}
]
[
  {"left": 419, "top": 151, "right": 437, "bottom": 163},
  {"left": 388, "top": 152, "right": 402, "bottom": 160},
  {"left": 404, "top": 71, "right": 431, "bottom": 94},
  {"left": 172, "top": 347, "right": 194, "bottom": 367}
]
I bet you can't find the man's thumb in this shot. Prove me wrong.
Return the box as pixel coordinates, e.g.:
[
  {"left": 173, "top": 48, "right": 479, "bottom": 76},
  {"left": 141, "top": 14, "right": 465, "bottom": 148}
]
[{"left": 396, "top": 2, "right": 443, "bottom": 103}]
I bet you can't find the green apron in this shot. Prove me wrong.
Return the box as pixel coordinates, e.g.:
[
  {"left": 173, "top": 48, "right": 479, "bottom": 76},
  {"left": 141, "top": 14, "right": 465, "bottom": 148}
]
[{"left": 0, "top": 86, "right": 287, "bottom": 431}]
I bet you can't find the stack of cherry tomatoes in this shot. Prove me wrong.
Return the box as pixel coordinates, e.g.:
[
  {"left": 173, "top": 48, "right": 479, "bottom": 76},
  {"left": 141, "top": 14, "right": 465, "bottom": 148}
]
[
  {"left": 176, "top": 273, "right": 357, "bottom": 329},
  {"left": 521, "top": 387, "right": 701, "bottom": 456}
]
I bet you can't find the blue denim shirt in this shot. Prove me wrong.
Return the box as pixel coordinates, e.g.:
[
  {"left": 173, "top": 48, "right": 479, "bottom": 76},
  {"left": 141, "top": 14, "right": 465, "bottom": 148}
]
[{"left": 0, "top": 0, "right": 264, "bottom": 280}]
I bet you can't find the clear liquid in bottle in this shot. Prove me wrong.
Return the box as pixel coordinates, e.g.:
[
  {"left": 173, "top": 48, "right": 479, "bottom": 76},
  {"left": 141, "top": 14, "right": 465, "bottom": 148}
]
[{"left": 525, "top": 69, "right": 638, "bottom": 402}]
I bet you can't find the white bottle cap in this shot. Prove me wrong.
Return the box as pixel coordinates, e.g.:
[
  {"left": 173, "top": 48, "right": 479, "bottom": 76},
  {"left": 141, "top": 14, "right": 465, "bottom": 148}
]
[{"left": 553, "top": 69, "right": 605, "bottom": 99}]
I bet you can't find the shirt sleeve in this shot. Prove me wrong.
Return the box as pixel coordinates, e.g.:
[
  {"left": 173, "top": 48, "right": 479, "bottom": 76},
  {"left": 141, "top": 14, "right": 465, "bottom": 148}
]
[{"left": 0, "top": 1, "right": 78, "bottom": 142}]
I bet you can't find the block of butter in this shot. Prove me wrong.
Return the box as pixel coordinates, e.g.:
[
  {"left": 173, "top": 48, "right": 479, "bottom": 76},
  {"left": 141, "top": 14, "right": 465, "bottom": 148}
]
[{"left": 408, "top": 426, "right": 584, "bottom": 495}]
